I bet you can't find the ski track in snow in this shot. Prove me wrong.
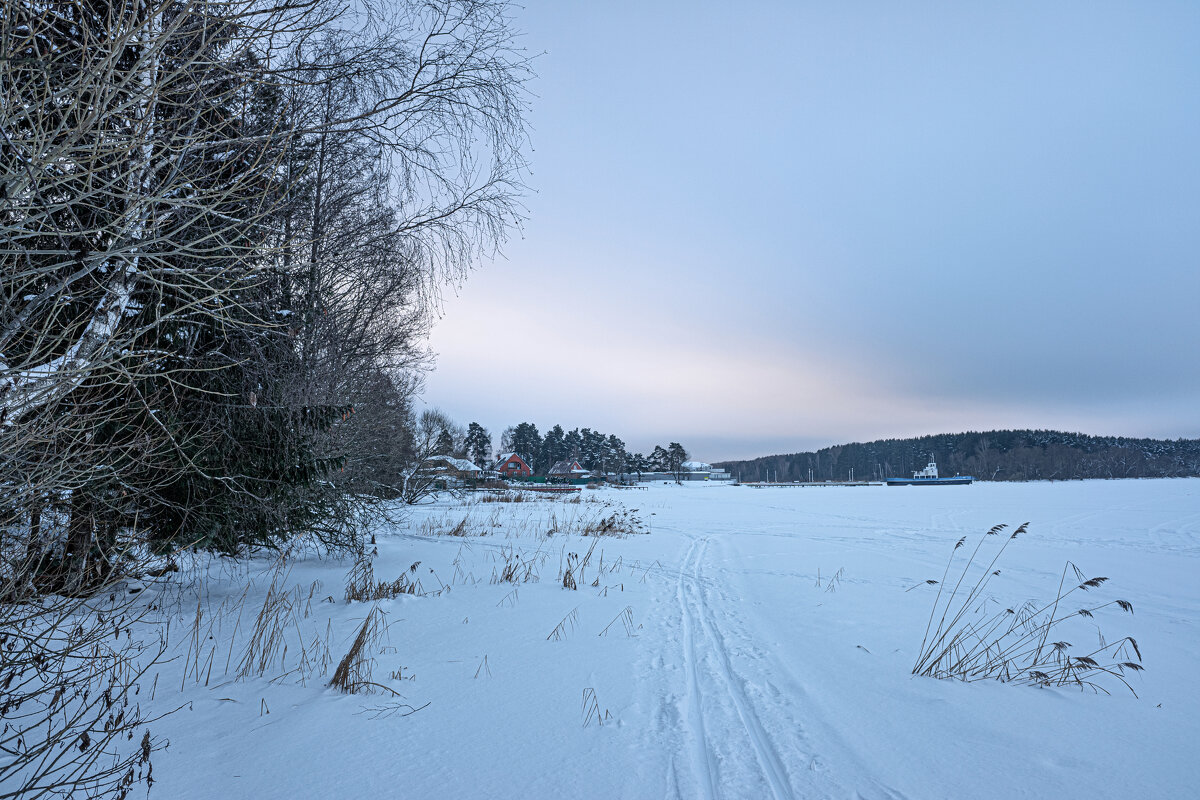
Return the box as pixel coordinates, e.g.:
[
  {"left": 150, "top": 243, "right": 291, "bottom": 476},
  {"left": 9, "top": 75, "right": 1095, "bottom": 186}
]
[
  {"left": 676, "top": 535, "right": 795, "bottom": 800},
  {"left": 664, "top": 527, "right": 925, "bottom": 800},
  {"left": 678, "top": 536, "right": 720, "bottom": 799}
]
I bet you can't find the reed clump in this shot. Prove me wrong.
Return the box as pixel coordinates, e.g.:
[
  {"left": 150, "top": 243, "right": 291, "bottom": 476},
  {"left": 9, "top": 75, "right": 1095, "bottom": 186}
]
[
  {"left": 560, "top": 539, "right": 599, "bottom": 590},
  {"left": 477, "top": 491, "right": 532, "bottom": 503},
  {"left": 345, "top": 555, "right": 424, "bottom": 602},
  {"left": 913, "top": 523, "right": 1143, "bottom": 696},
  {"left": 580, "top": 507, "right": 646, "bottom": 537},
  {"left": 490, "top": 544, "right": 544, "bottom": 584}
]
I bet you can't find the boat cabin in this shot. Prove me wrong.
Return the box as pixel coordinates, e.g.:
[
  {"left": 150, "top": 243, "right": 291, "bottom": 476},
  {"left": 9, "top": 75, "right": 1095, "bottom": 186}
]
[{"left": 911, "top": 459, "right": 940, "bottom": 480}]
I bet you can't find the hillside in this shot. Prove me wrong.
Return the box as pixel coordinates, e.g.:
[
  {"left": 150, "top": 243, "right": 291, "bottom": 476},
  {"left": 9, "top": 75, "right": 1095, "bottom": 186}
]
[{"left": 714, "top": 430, "right": 1200, "bottom": 482}]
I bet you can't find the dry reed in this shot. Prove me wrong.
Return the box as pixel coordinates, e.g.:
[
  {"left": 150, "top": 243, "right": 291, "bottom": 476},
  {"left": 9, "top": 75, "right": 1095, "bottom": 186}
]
[
  {"left": 344, "top": 555, "right": 424, "bottom": 602},
  {"left": 328, "top": 606, "right": 396, "bottom": 695},
  {"left": 912, "top": 523, "right": 1143, "bottom": 695}
]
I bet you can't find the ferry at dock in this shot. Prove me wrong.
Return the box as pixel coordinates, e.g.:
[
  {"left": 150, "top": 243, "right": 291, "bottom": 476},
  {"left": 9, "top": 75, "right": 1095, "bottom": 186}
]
[{"left": 885, "top": 457, "right": 973, "bottom": 486}]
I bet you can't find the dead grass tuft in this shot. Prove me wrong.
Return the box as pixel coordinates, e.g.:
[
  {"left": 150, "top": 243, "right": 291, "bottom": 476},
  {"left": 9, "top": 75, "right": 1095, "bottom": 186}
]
[
  {"left": 560, "top": 539, "right": 599, "bottom": 591},
  {"left": 581, "top": 687, "right": 611, "bottom": 727},
  {"left": 328, "top": 606, "right": 395, "bottom": 695},
  {"left": 418, "top": 514, "right": 479, "bottom": 537},
  {"left": 547, "top": 607, "right": 579, "bottom": 641},
  {"left": 236, "top": 557, "right": 302, "bottom": 680},
  {"left": 490, "top": 544, "right": 544, "bottom": 584},
  {"left": 598, "top": 606, "right": 637, "bottom": 637},
  {"left": 345, "top": 555, "right": 424, "bottom": 602}
]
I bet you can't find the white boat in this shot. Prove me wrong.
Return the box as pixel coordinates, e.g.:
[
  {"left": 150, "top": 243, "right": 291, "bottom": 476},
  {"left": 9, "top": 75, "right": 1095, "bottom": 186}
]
[{"left": 885, "top": 456, "right": 973, "bottom": 486}]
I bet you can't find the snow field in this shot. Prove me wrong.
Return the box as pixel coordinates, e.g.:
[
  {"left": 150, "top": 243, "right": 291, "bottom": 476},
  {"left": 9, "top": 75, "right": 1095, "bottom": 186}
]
[{"left": 141, "top": 479, "right": 1200, "bottom": 799}]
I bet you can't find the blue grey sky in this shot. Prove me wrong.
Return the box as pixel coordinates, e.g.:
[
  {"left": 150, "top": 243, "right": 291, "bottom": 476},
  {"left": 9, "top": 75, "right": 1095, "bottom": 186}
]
[{"left": 422, "top": 1, "right": 1200, "bottom": 461}]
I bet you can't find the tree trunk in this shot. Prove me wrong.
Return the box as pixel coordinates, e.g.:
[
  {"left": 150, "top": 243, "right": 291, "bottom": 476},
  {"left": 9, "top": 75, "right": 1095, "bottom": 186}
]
[{"left": 64, "top": 492, "right": 95, "bottom": 591}]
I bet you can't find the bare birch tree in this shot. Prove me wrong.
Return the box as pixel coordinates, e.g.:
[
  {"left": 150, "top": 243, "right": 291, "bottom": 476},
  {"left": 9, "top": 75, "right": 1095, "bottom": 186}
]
[
  {"left": 1, "top": 0, "right": 532, "bottom": 572},
  {"left": 2, "top": 0, "right": 531, "bottom": 794}
]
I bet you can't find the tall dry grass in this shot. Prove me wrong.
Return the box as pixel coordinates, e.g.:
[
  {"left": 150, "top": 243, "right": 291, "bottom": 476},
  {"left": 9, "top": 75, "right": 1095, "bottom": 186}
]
[
  {"left": 912, "top": 523, "right": 1143, "bottom": 695},
  {"left": 328, "top": 606, "right": 393, "bottom": 695},
  {"left": 345, "top": 554, "right": 425, "bottom": 601}
]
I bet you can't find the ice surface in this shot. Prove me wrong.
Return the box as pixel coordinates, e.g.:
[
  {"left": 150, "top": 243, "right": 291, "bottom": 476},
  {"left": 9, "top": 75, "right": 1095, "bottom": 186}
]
[{"left": 142, "top": 479, "right": 1200, "bottom": 799}]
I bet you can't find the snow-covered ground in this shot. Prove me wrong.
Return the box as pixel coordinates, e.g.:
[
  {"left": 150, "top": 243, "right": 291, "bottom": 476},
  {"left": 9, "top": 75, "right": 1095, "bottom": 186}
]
[{"left": 143, "top": 479, "right": 1200, "bottom": 799}]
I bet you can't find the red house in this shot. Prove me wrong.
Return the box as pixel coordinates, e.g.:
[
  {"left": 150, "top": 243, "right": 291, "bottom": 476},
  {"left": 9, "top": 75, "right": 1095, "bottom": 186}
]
[{"left": 493, "top": 452, "right": 532, "bottom": 478}]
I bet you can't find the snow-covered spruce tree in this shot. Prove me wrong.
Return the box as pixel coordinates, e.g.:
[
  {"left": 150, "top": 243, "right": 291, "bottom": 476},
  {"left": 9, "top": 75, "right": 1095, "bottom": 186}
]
[
  {"left": 115, "top": 8, "right": 355, "bottom": 557},
  {"left": 2, "top": 0, "right": 272, "bottom": 585}
]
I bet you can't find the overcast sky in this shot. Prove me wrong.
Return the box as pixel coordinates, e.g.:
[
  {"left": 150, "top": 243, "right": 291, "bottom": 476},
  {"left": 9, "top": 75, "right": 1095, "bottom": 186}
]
[{"left": 420, "top": 0, "right": 1200, "bottom": 462}]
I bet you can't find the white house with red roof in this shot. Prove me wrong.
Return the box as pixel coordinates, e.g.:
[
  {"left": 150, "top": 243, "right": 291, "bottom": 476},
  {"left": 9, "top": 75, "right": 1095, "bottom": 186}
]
[{"left": 492, "top": 452, "right": 532, "bottom": 478}]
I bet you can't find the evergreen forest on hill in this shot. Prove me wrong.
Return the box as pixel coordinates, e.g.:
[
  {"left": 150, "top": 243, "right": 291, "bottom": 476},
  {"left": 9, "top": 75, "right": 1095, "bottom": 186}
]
[{"left": 714, "top": 430, "right": 1200, "bottom": 483}]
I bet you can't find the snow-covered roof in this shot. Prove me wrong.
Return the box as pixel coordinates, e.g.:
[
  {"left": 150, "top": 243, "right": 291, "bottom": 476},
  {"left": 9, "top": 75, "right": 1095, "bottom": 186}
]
[
  {"left": 548, "top": 459, "right": 588, "bottom": 476},
  {"left": 683, "top": 461, "right": 711, "bottom": 471},
  {"left": 493, "top": 453, "right": 529, "bottom": 470},
  {"left": 429, "top": 456, "right": 481, "bottom": 472}
]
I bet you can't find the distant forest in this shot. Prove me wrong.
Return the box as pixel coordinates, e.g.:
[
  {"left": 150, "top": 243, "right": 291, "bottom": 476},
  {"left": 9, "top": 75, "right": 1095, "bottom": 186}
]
[{"left": 714, "top": 430, "right": 1200, "bottom": 482}]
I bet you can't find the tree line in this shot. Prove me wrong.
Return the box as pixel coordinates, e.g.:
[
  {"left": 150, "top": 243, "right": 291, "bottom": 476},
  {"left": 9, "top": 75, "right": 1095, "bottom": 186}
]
[
  {"left": 415, "top": 417, "right": 690, "bottom": 480},
  {"left": 714, "top": 430, "right": 1200, "bottom": 483},
  {"left": 499, "top": 421, "right": 688, "bottom": 480},
  {"left": 339, "top": 407, "right": 696, "bottom": 493}
]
